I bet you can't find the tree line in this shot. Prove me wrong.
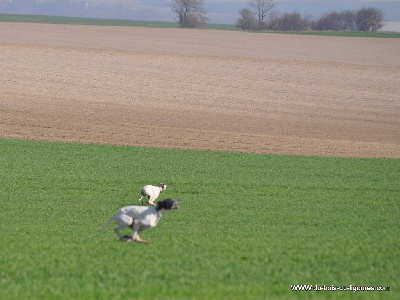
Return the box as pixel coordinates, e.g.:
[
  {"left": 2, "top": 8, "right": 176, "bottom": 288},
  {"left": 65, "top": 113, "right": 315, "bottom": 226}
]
[{"left": 169, "top": 0, "right": 385, "bottom": 32}]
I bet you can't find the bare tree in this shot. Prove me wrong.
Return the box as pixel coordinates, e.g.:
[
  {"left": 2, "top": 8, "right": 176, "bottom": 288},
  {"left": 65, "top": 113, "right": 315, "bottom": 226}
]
[
  {"left": 342, "top": 10, "right": 357, "bottom": 31},
  {"left": 312, "top": 10, "right": 356, "bottom": 31},
  {"left": 235, "top": 7, "right": 258, "bottom": 31},
  {"left": 169, "top": 0, "right": 207, "bottom": 28},
  {"left": 312, "top": 7, "right": 383, "bottom": 32},
  {"left": 268, "top": 12, "right": 311, "bottom": 32},
  {"left": 249, "top": 0, "right": 276, "bottom": 30},
  {"left": 356, "top": 7, "right": 384, "bottom": 32}
]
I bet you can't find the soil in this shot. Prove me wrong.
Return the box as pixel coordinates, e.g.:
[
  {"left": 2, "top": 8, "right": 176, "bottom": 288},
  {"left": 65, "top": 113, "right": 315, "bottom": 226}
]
[{"left": 1, "top": 23, "right": 399, "bottom": 158}]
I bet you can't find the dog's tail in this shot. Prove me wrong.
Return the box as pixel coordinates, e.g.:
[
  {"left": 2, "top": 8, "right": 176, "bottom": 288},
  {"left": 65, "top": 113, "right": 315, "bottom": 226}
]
[{"left": 98, "top": 216, "right": 114, "bottom": 232}]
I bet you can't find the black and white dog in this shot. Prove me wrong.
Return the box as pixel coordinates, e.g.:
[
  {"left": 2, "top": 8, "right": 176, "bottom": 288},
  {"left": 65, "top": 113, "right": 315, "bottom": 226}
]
[
  {"left": 138, "top": 183, "right": 167, "bottom": 206},
  {"left": 99, "top": 199, "right": 180, "bottom": 244}
]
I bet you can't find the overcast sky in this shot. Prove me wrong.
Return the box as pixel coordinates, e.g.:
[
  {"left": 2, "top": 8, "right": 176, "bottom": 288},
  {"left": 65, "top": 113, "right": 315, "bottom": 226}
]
[{"left": 1, "top": 0, "right": 399, "bottom": 23}]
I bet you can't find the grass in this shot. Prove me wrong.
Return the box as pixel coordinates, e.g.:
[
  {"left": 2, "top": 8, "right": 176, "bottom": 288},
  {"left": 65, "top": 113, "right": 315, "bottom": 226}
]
[
  {"left": 1, "top": 13, "right": 399, "bottom": 38},
  {"left": 271, "top": 30, "right": 400, "bottom": 38},
  {"left": 0, "top": 138, "right": 399, "bottom": 299},
  {"left": 0, "top": 13, "right": 180, "bottom": 28},
  {"left": 0, "top": 13, "right": 235, "bottom": 31}
]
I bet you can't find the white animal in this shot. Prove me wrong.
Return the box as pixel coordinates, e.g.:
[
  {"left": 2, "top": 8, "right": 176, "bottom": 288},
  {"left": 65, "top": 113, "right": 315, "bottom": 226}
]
[
  {"left": 99, "top": 199, "right": 180, "bottom": 244},
  {"left": 138, "top": 183, "right": 167, "bottom": 206}
]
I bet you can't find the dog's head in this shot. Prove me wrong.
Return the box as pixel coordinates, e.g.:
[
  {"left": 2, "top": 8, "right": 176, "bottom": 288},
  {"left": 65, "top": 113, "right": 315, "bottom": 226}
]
[
  {"left": 156, "top": 199, "right": 180, "bottom": 211},
  {"left": 157, "top": 183, "right": 167, "bottom": 191}
]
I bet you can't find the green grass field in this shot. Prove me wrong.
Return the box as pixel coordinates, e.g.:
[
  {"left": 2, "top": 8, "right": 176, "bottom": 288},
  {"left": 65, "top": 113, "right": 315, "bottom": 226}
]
[
  {"left": 1, "top": 13, "right": 400, "bottom": 38},
  {"left": 1, "top": 138, "right": 399, "bottom": 299}
]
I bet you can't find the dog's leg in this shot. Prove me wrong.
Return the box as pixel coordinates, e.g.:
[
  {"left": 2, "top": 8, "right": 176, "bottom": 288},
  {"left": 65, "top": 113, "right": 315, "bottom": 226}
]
[
  {"left": 114, "top": 214, "right": 133, "bottom": 241},
  {"left": 114, "top": 226, "right": 125, "bottom": 241},
  {"left": 133, "top": 236, "right": 149, "bottom": 244},
  {"left": 148, "top": 195, "right": 156, "bottom": 206},
  {"left": 138, "top": 195, "right": 144, "bottom": 205},
  {"left": 129, "top": 223, "right": 149, "bottom": 244},
  {"left": 125, "top": 235, "right": 149, "bottom": 244}
]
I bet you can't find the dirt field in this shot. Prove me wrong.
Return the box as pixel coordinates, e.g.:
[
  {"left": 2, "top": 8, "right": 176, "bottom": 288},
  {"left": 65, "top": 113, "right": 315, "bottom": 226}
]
[{"left": 1, "top": 22, "right": 399, "bottom": 158}]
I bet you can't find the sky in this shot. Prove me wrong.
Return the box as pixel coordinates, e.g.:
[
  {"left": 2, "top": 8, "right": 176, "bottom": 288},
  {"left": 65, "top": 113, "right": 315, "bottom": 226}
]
[{"left": 1, "top": 0, "right": 399, "bottom": 23}]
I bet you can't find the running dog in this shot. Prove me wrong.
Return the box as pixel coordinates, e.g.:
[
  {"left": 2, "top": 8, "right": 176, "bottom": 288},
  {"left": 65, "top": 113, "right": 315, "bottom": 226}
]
[
  {"left": 138, "top": 183, "right": 167, "bottom": 206},
  {"left": 99, "top": 199, "right": 180, "bottom": 244}
]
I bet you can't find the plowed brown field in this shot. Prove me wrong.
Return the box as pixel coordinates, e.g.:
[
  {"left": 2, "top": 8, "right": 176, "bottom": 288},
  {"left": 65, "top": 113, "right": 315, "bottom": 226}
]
[{"left": 1, "top": 23, "right": 399, "bottom": 158}]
